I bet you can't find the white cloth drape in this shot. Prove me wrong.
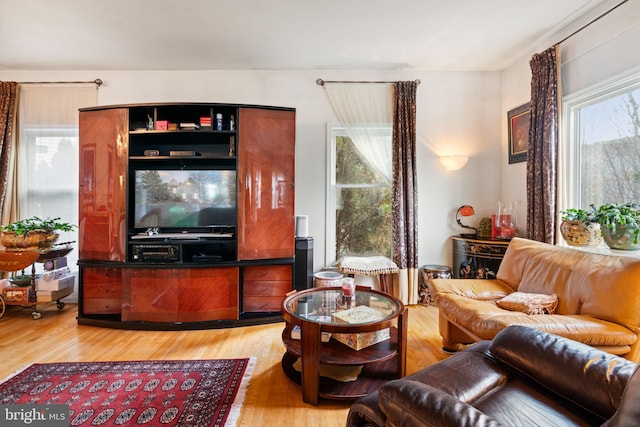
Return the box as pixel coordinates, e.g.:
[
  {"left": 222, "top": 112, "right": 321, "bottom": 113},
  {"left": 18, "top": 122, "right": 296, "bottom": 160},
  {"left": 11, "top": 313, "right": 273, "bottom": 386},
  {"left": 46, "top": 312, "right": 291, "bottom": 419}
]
[
  {"left": 324, "top": 83, "right": 393, "bottom": 184},
  {"left": 17, "top": 84, "right": 97, "bottom": 277}
]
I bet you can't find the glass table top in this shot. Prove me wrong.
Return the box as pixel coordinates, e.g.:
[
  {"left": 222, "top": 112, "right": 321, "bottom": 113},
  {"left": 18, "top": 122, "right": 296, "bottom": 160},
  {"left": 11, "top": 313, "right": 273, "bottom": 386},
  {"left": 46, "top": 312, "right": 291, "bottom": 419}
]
[{"left": 283, "top": 287, "right": 403, "bottom": 326}]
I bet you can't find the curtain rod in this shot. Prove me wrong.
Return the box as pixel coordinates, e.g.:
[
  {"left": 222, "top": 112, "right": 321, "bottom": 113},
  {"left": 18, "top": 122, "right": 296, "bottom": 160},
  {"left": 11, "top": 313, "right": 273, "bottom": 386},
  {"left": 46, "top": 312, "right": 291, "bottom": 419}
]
[
  {"left": 556, "top": 0, "right": 628, "bottom": 45},
  {"left": 17, "top": 78, "right": 103, "bottom": 87},
  {"left": 316, "top": 78, "right": 420, "bottom": 86}
]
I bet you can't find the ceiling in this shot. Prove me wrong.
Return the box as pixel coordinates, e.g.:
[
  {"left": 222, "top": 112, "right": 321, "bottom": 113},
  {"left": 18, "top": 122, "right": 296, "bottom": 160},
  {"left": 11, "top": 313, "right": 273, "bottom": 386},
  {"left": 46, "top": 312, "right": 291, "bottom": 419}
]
[{"left": 1, "top": 0, "right": 606, "bottom": 72}]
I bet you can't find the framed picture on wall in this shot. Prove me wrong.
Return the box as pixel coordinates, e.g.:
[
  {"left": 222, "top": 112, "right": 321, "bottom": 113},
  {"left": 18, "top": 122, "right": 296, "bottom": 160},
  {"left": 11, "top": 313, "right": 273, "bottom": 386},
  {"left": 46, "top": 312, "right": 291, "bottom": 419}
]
[{"left": 508, "top": 102, "right": 531, "bottom": 164}]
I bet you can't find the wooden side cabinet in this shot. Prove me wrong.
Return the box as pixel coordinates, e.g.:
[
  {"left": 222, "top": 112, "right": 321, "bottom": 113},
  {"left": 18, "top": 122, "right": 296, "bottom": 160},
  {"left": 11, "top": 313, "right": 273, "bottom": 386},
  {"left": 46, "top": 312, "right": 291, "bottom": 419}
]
[{"left": 451, "top": 236, "right": 510, "bottom": 279}]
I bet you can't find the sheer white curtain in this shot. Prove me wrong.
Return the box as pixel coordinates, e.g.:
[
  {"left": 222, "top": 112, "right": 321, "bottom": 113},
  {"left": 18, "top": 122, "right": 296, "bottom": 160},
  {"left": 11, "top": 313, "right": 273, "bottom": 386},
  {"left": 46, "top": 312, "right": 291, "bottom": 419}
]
[
  {"left": 324, "top": 83, "right": 393, "bottom": 184},
  {"left": 17, "top": 84, "right": 97, "bottom": 277}
]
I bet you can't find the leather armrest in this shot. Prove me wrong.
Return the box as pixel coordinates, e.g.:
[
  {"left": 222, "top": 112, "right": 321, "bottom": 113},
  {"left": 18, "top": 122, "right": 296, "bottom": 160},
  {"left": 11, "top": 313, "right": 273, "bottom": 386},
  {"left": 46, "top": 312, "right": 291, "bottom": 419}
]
[
  {"left": 378, "top": 379, "right": 501, "bottom": 427},
  {"left": 491, "top": 325, "right": 636, "bottom": 419},
  {"left": 346, "top": 391, "right": 386, "bottom": 427},
  {"left": 604, "top": 366, "right": 640, "bottom": 427}
]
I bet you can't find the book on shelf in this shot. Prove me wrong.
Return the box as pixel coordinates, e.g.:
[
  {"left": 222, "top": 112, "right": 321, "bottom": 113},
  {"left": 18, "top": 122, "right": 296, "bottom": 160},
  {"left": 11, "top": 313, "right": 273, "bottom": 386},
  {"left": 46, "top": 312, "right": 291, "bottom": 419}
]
[
  {"left": 291, "top": 325, "right": 331, "bottom": 342},
  {"left": 333, "top": 305, "right": 385, "bottom": 324},
  {"left": 36, "top": 272, "right": 75, "bottom": 291},
  {"left": 179, "top": 122, "right": 200, "bottom": 129},
  {"left": 40, "top": 266, "right": 71, "bottom": 281}
]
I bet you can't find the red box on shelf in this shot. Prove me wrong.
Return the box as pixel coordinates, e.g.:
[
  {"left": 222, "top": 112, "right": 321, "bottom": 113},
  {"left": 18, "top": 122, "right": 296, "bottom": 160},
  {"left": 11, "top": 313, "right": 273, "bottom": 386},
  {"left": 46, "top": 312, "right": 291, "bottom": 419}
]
[{"left": 156, "top": 120, "right": 168, "bottom": 130}]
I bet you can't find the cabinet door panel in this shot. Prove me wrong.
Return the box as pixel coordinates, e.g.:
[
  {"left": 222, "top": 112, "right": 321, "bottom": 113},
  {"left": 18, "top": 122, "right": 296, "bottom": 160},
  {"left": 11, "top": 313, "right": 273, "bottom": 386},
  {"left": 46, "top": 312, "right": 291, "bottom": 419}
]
[
  {"left": 122, "top": 267, "right": 239, "bottom": 322},
  {"left": 178, "top": 268, "right": 239, "bottom": 321},
  {"left": 79, "top": 109, "right": 128, "bottom": 261},
  {"left": 238, "top": 108, "right": 295, "bottom": 260}
]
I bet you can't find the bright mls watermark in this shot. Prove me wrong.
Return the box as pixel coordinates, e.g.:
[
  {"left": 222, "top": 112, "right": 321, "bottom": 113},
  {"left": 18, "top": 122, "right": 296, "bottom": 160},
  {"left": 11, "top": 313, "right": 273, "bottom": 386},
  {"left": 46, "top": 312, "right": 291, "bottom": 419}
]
[{"left": 1, "top": 405, "right": 69, "bottom": 426}]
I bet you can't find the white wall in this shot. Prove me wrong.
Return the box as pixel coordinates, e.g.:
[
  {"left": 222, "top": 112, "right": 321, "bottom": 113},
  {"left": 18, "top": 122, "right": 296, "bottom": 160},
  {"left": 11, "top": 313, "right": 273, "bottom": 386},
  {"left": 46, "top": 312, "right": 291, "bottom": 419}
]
[
  {"left": 500, "top": 0, "right": 640, "bottom": 226},
  {"left": 561, "top": 0, "right": 640, "bottom": 96},
  {"left": 1, "top": 69, "right": 503, "bottom": 271},
  {"left": 416, "top": 72, "right": 502, "bottom": 264}
]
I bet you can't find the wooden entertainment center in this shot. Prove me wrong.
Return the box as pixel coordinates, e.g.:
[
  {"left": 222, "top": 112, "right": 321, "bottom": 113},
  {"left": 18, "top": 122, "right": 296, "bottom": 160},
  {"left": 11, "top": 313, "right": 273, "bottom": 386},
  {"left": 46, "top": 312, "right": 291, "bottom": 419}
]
[{"left": 77, "top": 103, "right": 296, "bottom": 329}]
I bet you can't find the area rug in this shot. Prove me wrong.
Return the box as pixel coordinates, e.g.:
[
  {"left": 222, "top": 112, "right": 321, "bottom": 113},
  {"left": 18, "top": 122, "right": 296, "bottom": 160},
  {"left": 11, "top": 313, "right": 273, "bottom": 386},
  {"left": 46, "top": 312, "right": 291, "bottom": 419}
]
[{"left": 0, "top": 358, "right": 255, "bottom": 427}]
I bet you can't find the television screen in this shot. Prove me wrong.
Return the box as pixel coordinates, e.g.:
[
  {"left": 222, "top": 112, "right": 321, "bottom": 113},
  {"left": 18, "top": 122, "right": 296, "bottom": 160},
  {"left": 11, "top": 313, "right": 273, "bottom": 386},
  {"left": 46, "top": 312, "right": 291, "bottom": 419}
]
[{"left": 133, "top": 169, "right": 237, "bottom": 229}]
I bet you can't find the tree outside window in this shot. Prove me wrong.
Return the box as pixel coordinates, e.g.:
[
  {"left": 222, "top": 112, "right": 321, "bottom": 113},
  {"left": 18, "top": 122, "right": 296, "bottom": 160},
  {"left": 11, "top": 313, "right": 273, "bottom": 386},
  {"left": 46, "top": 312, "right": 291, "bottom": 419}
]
[{"left": 330, "top": 133, "right": 392, "bottom": 262}]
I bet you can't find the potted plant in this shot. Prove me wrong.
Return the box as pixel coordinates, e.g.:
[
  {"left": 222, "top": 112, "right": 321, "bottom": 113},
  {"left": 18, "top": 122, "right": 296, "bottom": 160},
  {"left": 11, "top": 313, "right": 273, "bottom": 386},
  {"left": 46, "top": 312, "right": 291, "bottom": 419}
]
[
  {"left": 0, "top": 216, "right": 76, "bottom": 251},
  {"left": 590, "top": 203, "right": 640, "bottom": 251},
  {"left": 558, "top": 208, "right": 602, "bottom": 247}
]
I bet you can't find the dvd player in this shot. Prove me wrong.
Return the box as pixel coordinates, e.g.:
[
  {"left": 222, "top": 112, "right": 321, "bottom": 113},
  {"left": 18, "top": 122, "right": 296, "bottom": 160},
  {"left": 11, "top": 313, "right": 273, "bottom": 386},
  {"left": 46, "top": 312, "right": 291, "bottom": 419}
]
[{"left": 131, "top": 244, "right": 180, "bottom": 262}]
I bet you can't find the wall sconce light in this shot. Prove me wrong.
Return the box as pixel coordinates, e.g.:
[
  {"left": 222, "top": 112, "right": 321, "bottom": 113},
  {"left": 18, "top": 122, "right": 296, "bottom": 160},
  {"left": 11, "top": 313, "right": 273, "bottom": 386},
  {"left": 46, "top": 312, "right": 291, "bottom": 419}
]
[{"left": 438, "top": 155, "right": 468, "bottom": 171}]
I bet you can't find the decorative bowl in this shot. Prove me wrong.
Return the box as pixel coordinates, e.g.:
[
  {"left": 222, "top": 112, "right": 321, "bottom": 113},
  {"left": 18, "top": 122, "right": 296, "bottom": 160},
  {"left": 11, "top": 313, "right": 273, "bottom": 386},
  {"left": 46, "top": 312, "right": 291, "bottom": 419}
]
[
  {"left": 8, "top": 275, "right": 33, "bottom": 286},
  {"left": 313, "top": 271, "right": 344, "bottom": 287},
  {"left": 559, "top": 220, "right": 602, "bottom": 247},
  {"left": 603, "top": 224, "right": 640, "bottom": 251}
]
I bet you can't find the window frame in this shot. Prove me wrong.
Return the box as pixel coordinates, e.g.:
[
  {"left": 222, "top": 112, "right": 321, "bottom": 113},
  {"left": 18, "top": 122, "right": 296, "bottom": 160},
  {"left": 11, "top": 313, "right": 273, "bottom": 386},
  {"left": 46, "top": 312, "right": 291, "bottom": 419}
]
[
  {"left": 561, "top": 71, "right": 640, "bottom": 212},
  {"left": 325, "top": 124, "right": 392, "bottom": 265}
]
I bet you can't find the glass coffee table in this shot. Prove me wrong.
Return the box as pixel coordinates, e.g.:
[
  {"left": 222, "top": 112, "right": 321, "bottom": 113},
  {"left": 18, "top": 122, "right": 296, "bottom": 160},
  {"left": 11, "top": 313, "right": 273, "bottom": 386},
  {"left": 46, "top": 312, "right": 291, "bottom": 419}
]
[{"left": 281, "top": 286, "right": 406, "bottom": 405}]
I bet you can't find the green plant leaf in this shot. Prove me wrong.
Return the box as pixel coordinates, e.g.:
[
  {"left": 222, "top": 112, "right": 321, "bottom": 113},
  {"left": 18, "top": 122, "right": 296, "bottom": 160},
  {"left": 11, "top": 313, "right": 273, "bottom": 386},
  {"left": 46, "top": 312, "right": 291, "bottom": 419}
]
[{"left": 0, "top": 217, "right": 76, "bottom": 236}]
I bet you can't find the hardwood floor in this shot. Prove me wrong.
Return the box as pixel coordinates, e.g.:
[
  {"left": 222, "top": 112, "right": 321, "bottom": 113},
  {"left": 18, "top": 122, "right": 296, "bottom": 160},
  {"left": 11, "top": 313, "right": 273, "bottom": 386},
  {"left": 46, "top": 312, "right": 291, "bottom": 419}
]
[{"left": 0, "top": 302, "right": 448, "bottom": 427}]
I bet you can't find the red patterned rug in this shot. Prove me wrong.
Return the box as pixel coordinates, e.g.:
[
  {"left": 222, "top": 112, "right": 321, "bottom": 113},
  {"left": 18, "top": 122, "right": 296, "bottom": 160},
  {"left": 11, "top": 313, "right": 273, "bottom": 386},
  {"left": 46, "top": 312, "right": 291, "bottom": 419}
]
[{"left": 0, "top": 358, "right": 254, "bottom": 426}]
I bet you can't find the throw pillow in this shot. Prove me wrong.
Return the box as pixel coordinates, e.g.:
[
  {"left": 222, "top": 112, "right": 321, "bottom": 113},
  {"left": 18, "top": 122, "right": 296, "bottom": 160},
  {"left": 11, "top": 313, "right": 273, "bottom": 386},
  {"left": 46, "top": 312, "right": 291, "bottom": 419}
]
[{"left": 496, "top": 292, "right": 559, "bottom": 315}]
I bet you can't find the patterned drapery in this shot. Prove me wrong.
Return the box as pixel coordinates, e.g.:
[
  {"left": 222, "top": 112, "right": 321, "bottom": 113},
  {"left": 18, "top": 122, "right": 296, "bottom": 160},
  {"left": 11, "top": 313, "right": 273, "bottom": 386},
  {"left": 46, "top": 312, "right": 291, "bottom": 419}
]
[
  {"left": 0, "top": 81, "right": 19, "bottom": 225},
  {"left": 526, "top": 46, "right": 560, "bottom": 244},
  {"left": 392, "top": 81, "right": 419, "bottom": 304}
]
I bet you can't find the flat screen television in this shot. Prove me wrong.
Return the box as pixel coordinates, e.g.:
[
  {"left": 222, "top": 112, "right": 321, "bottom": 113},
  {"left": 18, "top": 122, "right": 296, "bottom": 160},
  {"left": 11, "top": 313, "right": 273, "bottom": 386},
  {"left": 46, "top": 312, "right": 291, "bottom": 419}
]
[{"left": 132, "top": 169, "right": 237, "bottom": 230}]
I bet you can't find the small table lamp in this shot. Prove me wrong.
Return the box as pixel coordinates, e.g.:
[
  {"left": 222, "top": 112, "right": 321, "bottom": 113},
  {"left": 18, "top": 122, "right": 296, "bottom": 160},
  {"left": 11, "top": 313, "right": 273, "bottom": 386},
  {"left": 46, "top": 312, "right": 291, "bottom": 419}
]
[{"left": 456, "top": 205, "right": 478, "bottom": 238}]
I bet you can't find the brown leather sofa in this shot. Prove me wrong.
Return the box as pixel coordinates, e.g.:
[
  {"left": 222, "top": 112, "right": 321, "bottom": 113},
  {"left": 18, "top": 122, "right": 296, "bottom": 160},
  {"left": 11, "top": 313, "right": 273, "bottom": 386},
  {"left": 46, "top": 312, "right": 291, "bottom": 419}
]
[
  {"left": 346, "top": 325, "right": 640, "bottom": 427},
  {"left": 430, "top": 237, "right": 640, "bottom": 361}
]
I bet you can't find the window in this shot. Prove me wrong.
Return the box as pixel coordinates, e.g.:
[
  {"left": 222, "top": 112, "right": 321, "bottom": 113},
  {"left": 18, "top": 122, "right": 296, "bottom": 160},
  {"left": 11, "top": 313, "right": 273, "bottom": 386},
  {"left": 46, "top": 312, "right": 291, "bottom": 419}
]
[
  {"left": 563, "top": 73, "right": 640, "bottom": 210},
  {"left": 18, "top": 128, "right": 79, "bottom": 272},
  {"left": 16, "top": 85, "right": 96, "bottom": 274},
  {"left": 326, "top": 126, "right": 392, "bottom": 264}
]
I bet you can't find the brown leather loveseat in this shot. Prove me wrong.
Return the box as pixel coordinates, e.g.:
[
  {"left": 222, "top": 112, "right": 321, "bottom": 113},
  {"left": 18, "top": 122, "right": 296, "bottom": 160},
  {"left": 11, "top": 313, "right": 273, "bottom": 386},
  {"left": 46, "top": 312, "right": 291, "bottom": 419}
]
[
  {"left": 346, "top": 325, "right": 640, "bottom": 427},
  {"left": 431, "top": 237, "right": 640, "bottom": 361}
]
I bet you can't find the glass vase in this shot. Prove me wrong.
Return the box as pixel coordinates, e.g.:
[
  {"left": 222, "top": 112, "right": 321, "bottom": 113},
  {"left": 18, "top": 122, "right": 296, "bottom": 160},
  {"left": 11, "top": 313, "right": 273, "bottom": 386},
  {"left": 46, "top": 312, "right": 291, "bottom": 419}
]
[{"left": 496, "top": 201, "right": 518, "bottom": 239}]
